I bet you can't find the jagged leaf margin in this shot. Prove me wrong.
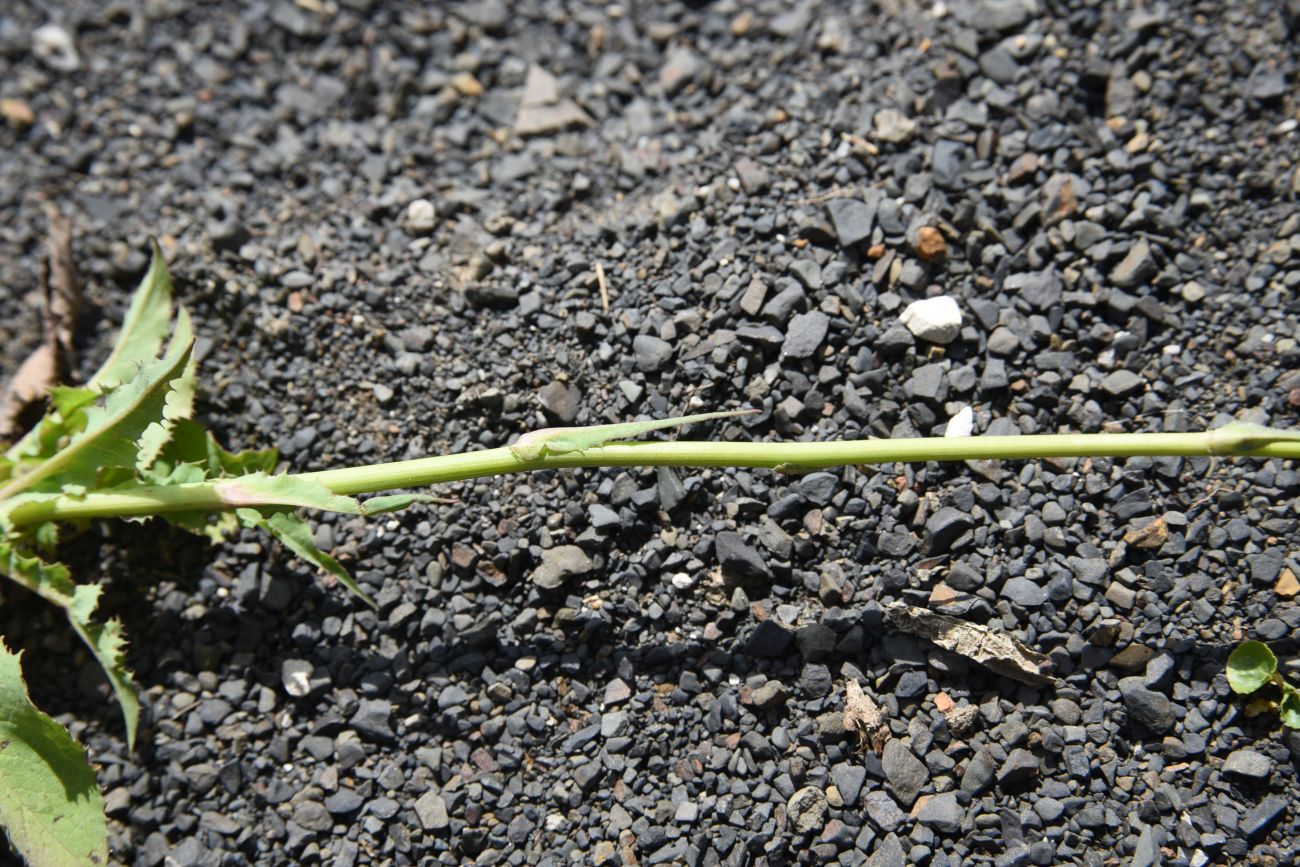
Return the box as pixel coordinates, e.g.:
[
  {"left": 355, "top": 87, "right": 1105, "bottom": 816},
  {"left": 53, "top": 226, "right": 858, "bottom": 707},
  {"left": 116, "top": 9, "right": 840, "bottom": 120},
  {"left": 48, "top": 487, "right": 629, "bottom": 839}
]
[
  {"left": 0, "top": 338, "right": 193, "bottom": 498},
  {"left": 236, "top": 508, "right": 376, "bottom": 608},
  {"left": 87, "top": 239, "right": 173, "bottom": 391},
  {"left": 0, "top": 638, "right": 108, "bottom": 867},
  {"left": 0, "top": 542, "right": 139, "bottom": 748},
  {"left": 135, "top": 309, "right": 197, "bottom": 472}
]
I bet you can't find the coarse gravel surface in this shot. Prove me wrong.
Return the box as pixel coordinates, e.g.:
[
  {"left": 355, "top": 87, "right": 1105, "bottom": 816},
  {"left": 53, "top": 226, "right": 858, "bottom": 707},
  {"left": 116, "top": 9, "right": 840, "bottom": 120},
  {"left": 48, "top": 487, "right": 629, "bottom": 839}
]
[{"left": 3, "top": 0, "right": 1300, "bottom": 865}]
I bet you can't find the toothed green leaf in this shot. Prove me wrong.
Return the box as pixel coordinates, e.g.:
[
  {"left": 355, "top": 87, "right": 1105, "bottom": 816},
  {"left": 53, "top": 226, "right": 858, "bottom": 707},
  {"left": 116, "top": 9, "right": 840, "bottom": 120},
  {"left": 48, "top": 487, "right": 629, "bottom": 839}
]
[
  {"left": 0, "top": 545, "right": 139, "bottom": 748},
  {"left": 87, "top": 239, "right": 173, "bottom": 391},
  {"left": 161, "top": 509, "right": 240, "bottom": 544},
  {"left": 0, "top": 337, "right": 194, "bottom": 498},
  {"left": 2, "top": 385, "right": 95, "bottom": 471},
  {"left": 32, "top": 521, "right": 59, "bottom": 554},
  {"left": 47, "top": 386, "right": 98, "bottom": 419},
  {"left": 136, "top": 309, "right": 197, "bottom": 472},
  {"left": 237, "top": 508, "right": 376, "bottom": 608},
  {"left": 67, "top": 598, "right": 139, "bottom": 751},
  {"left": 0, "top": 540, "right": 76, "bottom": 607},
  {"left": 3, "top": 395, "right": 89, "bottom": 479},
  {"left": 0, "top": 638, "right": 108, "bottom": 867},
  {"left": 45, "top": 389, "right": 92, "bottom": 420},
  {"left": 216, "top": 473, "right": 359, "bottom": 514},
  {"left": 158, "top": 418, "right": 278, "bottom": 478},
  {"left": 66, "top": 582, "right": 101, "bottom": 626}
]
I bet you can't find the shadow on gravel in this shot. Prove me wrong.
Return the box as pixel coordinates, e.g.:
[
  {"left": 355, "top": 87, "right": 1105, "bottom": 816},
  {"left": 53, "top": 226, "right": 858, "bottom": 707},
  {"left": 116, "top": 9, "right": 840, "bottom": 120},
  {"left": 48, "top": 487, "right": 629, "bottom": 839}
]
[{"left": 3, "top": 520, "right": 213, "bottom": 732}]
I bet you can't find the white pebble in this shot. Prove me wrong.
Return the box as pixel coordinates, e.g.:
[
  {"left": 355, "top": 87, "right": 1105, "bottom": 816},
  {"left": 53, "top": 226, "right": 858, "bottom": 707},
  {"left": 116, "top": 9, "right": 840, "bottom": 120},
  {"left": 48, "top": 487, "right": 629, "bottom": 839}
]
[
  {"left": 33, "top": 23, "right": 80, "bottom": 72},
  {"left": 899, "top": 296, "right": 963, "bottom": 344},
  {"left": 406, "top": 198, "right": 437, "bottom": 235},
  {"left": 281, "top": 660, "right": 313, "bottom": 697},
  {"left": 944, "top": 406, "right": 974, "bottom": 438},
  {"left": 670, "top": 572, "right": 697, "bottom": 590}
]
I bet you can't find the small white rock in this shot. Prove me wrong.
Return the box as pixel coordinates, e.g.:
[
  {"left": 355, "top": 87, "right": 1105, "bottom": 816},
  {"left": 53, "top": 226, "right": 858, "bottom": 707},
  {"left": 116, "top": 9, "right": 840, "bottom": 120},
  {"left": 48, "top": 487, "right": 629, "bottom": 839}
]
[
  {"left": 899, "top": 296, "right": 963, "bottom": 344},
  {"left": 670, "top": 572, "right": 697, "bottom": 590},
  {"left": 33, "top": 23, "right": 80, "bottom": 72},
  {"left": 281, "top": 659, "right": 314, "bottom": 698},
  {"left": 406, "top": 198, "right": 437, "bottom": 235},
  {"left": 874, "top": 108, "right": 917, "bottom": 144},
  {"left": 944, "top": 406, "right": 974, "bottom": 438}
]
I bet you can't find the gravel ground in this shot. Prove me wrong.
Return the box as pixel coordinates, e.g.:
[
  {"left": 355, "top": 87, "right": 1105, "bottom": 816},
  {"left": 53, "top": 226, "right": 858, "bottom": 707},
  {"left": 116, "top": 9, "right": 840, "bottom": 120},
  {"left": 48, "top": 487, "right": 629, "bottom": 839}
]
[{"left": 3, "top": 0, "right": 1300, "bottom": 865}]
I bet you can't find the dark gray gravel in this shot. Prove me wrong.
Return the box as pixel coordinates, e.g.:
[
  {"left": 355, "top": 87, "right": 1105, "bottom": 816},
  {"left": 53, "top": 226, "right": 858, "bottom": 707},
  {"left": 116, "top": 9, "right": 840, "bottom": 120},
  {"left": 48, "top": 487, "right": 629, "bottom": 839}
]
[{"left": 3, "top": 0, "right": 1300, "bottom": 865}]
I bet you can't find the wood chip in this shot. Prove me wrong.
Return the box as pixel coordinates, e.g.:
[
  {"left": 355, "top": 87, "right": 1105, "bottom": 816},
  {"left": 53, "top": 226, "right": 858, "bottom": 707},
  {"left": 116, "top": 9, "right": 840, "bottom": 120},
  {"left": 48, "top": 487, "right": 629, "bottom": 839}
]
[
  {"left": 595, "top": 261, "right": 610, "bottom": 314},
  {"left": 883, "top": 603, "right": 1060, "bottom": 688},
  {"left": 1276, "top": 567, "right": 1300, "bottom": 597},
  {"left": 1, "top": 98, "right": 34, "bottom": 128},
  {"left": 451, "top": 72, "right": 484, "bottom": 97},
  {"left": 843, "top": 679, "right": 890, "bottom": 754}
]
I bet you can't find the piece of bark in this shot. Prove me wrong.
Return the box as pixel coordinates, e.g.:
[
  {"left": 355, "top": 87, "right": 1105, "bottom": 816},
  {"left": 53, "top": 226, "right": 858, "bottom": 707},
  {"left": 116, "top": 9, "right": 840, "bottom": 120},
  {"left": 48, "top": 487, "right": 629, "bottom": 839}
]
[{"left": 883, "top": 603, "right": 1060, "bottom": 688}]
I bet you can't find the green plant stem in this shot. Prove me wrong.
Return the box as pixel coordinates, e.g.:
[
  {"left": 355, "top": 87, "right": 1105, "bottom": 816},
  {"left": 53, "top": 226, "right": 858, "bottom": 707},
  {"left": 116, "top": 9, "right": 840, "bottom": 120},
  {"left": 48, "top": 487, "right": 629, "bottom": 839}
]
[{"left": 6, "top": 427, "right": 1300, "bottom": 528}]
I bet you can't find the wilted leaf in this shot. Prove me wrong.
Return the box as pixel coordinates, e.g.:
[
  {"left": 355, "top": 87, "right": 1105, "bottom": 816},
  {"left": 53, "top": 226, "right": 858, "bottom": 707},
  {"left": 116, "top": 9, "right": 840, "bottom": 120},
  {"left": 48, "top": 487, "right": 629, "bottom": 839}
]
[
  {"left": 41, "top": 205, "right": 81, "bottom": 352},
  {"left": 1226, "top": 640, "right": 1278, "bottom": 695},
  {"left": 360, "top": 493, "right": 452, "bottom": 515},
  {"left": 86, "top": 239, "right": 173, "bottom": 391},
  {"left": 883, "top": 603, "right": 1060, "bottom": 688},
  {"left": 0, "top": 207, "right": 82, "bottom": 442},
  {"left": 1245, "top": 697, "right": 1280, "bottom": 718},
  {"left": 0, "top": 638, "right": 108, "bottom": 867},
  {"left": 0, "top": 347, "right": 60, "bottom": 442},
  {"left": 237, "top": 509, "right": 376, "bottom": 608}
]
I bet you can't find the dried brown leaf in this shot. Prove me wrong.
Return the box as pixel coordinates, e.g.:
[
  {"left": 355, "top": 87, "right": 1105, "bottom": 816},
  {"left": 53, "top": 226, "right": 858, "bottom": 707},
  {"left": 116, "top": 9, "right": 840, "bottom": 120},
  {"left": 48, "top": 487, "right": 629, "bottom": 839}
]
[
  {"left": 0, "top": 207, "right": 82, "bottom": 439},
  {"left": 883, "top": 603, "right": 1060, "bottom": 688},
  {"left": 42, "top": 204, "right": 81, "bottom": 351},
  {"left": 0, "top": 345, "right": 59, "bottom": 438}
]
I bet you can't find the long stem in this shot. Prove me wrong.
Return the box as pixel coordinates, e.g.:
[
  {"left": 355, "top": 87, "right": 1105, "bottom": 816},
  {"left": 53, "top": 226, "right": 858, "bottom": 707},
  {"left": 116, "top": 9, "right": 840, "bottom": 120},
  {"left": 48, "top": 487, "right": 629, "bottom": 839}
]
[{"left": 6, "top": 428, "right": 1300, "bottom": 527}]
